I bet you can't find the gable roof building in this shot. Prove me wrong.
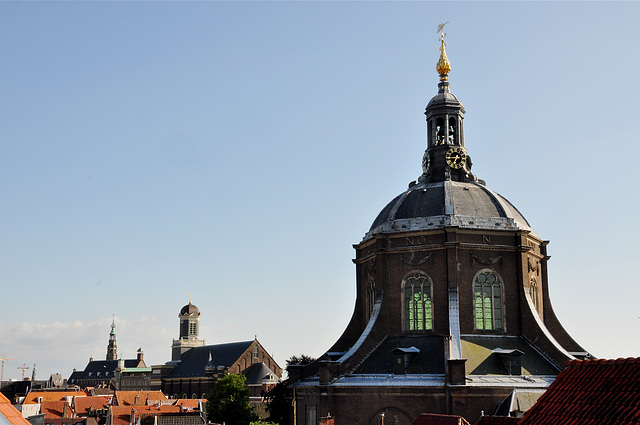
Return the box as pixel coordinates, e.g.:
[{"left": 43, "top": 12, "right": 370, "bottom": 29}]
[
  {"left": 0, "top": 392, "right": 31, "bottom": 425},
  {"left": 152, "top": 301, "right": 282, "bottom": 400},
  {"left": 68, "top": 323, "right": 149, "bottom": 391}
]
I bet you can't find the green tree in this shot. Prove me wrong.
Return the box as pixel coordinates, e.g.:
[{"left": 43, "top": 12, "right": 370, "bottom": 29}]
[
  {"left": 262, "top": 354, "right": 316, "bottom": 425},
  {"left": 205, "top": 374, "right": 258, "bottom": 425}
]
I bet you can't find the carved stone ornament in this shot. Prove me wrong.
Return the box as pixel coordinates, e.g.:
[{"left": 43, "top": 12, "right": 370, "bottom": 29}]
[
  {"left": 470, "top": 252, "right": 503, "bottom": 268},
  {"left": 364, "top": 258, "right": 376, "bottom": 281},
  {"left": 401, "top": 252, "right": 433, "bottom": 271},
  {"left": 528, "top": 258, "right": 540, "bottom": 275}
]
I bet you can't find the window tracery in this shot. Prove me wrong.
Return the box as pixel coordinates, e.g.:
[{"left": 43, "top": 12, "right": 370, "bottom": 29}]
[
  {"left": 402, "top": 272, "right": 433, "bottom": 331},
  {"left": 473, "top": 269, "right": 503, "bottom": 331}
]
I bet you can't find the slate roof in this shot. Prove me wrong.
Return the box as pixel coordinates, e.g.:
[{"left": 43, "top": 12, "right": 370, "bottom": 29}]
[
  {"left": 77, "top": 359, "right": 142, "bottom": 380},
  {"left": 461, "top": 336, "right": 559, "bottom": 376},
  {"left": 518, "top": 357, "right": 640, "bottom": 425},
  {"left": 354, "top": 335, "right": 445, "bottom": 374},
  {"left": 412, "top": 413, "right": 471, "bottom": 425},
  {"left": 366, "top": 181, "right": 533, "bottom": 241},
  {"left": 241, "top": 362, "right": 280, "bottom": 385},
  {"left": 0, "top": 392, "right": 32, "bottom": 425},
  {"left": 168, "top": 341, "right": 253, "bottom": 378}
]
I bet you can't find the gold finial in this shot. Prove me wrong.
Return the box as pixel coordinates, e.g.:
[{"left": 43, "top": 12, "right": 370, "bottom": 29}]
[{"left": 436, "top": 22, "right": 451, "bottom": 81}]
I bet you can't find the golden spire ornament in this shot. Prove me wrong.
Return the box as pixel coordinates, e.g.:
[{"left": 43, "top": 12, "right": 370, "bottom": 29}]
[{"left": 436, "top": 23, "right": 451, "bottom": 81}]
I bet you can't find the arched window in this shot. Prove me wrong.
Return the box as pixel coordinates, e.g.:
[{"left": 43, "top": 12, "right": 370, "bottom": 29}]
[
  {"left": 403, "top": 272, "right": 433, "bottom": 331},
  {"left": 436, "top": 118, "right": 445, "bottom": 144},
  {"left": 473, "top": 269, "right": 503, "bottom": 331},
  {"left": 448, "top": 117, "right": 457, "bottom": 144}
]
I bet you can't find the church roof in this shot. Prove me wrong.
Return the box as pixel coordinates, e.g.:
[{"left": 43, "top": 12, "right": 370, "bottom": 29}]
[
  {"left": 354, "top": 335, "right": 445, "bottom": 374},
  {"left": 461, "top": 336, "right": 559, "bottom": 376},
  {"left": 241, "top": 362, "right": 279, "bottom": 385},
  {"left": 366, "top": 181, "right": 533, "bottom": 241},
  {"left": 168, "top": 341, "right": 253, "bottom": 378}
]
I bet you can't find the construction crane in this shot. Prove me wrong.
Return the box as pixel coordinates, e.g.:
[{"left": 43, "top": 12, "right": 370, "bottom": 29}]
[
  {"left": 17, "top": 363, "right": 29, "bottom": 381},
  {"left": 1, "top": 355, "right": 16, "bottom": 382}
]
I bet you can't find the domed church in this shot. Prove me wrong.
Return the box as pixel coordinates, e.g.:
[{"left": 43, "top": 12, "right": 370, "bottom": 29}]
[{"left": 288, "top": 34, "right": 591, "bottom": 425}]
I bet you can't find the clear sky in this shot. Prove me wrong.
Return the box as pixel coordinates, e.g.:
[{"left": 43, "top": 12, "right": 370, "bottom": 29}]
[{"left": 1, "top": 1, "right": 639, "bottom": 381}]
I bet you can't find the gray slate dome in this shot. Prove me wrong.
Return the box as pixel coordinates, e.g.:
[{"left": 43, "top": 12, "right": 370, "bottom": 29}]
[
  {"left": 179, "top": 302, "right": 201, "bottom": 316},
  {"left": 426, "top": 90, "right": 465, "bottom": 112},
  {"left": 364, "top": 180, "right": 533, "bottom": 241}
]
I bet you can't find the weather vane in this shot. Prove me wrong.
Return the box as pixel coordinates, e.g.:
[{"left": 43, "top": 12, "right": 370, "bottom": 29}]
[
  {"left": 436, "top": 21, "right": 449, "bottom": 35},
  {"left": 435, "top": 21, "right": 451, "bottom": 81}
]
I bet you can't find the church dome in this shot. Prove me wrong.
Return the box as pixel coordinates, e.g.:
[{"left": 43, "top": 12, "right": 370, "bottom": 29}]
[
  {"left": 179, "top": 302, "right": 201, "bottom": 316},
  {"left": 364, "top": 180, "right": 533, "bottom": 241},
  {"left": 425, "top": 91, "right": 464, "bottom": 111}
]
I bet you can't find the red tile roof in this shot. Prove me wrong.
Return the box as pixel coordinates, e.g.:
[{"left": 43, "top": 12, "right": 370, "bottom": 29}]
[
  {"left": 22, "top": 391, "right": 88, "bottom": 404},
  {"left": 412, "top": 413, "right": 471, "bottom": 425},
  {"left": 519, "top": 357, "right": 640, "bottom": 425},
  {"left": 113, "top": 391, "right": 168, "bottom": 406},
  {"left": 109, "top": 405, "right": 182, "bottom": 425},
  {"left": 0, "top": 392, "right": 32, "bottom": 425},
  {"left": 172, "top": 399, "right": 202, "bottom": 409},
  {"left": 474, "top": 416, "right": 520, "bottom": 425},
  {"left": 40, "top": 401, "right": 76, "bottom": 419},
  {"left": 74, "top": 396, "right": 110, "bottom": 415}
]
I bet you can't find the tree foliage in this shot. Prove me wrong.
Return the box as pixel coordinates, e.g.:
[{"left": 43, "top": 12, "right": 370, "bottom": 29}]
[
  {"left": 262, "top": 354, "right": 317, "bottom": 425},
  {"left": 262, "top": 381, "right": 290, "bottom": 425},
  {"left": 205, "top": 374, "right": 258, "bottom": 425},
  {"left": 285, "top": 354, "right": 315, "bottom": 374}
]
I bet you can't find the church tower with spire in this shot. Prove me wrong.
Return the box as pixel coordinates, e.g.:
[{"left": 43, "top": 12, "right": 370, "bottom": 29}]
[
  {"left": 106, "top": 316, "right": 117, "bottom": 361},
  {"left": 289, "top": 32, "right": 590, "bottom": 425}
]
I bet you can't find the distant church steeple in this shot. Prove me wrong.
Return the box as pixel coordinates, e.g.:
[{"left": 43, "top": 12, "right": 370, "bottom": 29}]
[
  {"left": 106, "top": 315, "right": 118, "bottom": 361},
  {"left": 171, "top": 299, "right": 206, "bottom": 362}
]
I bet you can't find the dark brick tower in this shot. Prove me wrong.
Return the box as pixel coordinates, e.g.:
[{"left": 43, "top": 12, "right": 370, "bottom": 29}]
[{"left": 289, "top": 33, "right": 590, "bottom": 425}]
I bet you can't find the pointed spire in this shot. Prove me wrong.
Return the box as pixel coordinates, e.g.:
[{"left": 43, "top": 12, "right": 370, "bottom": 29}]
[
  {"left": 436, "top": 28, "right": 451, "bottom": 81},
  {"left": 110, "top": 315, "right": 116, "bottom": 335}
]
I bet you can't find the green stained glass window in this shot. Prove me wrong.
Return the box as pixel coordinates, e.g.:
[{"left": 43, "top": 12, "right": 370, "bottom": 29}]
[
  {"left": 473, "top": 270, "right": 504, "bottom": 331},
  {"left": 404, "top": 273, "right": 433, "bottom": 331}
]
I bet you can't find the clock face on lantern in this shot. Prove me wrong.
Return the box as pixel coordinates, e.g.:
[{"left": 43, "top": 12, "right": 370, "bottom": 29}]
[
  {"left": 422, "top": 151, "right": 430, "bottom": 174},
  {"left": 445, "top": 147, "right": 466, "bottom": 169}
]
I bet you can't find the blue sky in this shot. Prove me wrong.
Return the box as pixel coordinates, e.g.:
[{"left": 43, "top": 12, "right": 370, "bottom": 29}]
[{"left": 1, "top": 1, "right": 639, "bottom": 381}]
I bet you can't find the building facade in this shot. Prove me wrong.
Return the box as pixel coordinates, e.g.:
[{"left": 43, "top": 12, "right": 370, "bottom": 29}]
[
  {"left": 289, "top": 35, "right": 590, "bottom": 425},
  {"left": 153, "top": 301, "right": 282, "bottom": 400}
]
